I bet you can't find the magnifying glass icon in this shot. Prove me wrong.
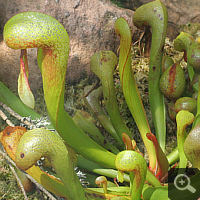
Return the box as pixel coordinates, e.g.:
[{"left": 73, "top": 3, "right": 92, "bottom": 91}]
[{"left": 174, "top": 174, "right": 196, "bottom": 193}]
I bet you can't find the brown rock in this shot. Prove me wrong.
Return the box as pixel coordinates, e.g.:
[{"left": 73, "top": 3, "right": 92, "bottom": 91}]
[
  {"left": 0, "top": 0, "right": 135, "bottom": 92},
  {"left": 117, "top": 0, "right": 200, "bottom": 25},
  {"left": 112, "top": 0, "right": 200, "bottom": 40},
  {"left": 1, "top": 0, "right": 199, "bottom": 93}
]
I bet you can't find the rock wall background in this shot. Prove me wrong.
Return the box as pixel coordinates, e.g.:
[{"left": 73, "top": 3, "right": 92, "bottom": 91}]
[
  {"left": 0, "top": 0, "right": 199, "bottom": 92},
  {"left": 0, "top": 0, "right": 136, "bottom": 92},
  {"left": 114, "top": 0, "right": 200, "bottom": 25}
]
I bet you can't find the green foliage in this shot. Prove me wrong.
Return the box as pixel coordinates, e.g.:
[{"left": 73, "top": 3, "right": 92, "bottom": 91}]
[{"left": 1, "top": 1, "right": 200, "bottom": 199}]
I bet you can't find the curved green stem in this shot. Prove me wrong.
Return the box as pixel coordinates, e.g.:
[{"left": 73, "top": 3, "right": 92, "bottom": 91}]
[
  {"left": 4, "top": 12, "right": 116, "bottom": 169},
  {"left": 115, "top": 150, "right": 147, "bottom": 200},
  {"left": 1, "top": 125, "right": 130, "bottom": 199},
  {"left": 15, "top": 128, "right": 88, "bottom": 200},
  {"left": 90, "top": 51, "right": 132, "bottom": 141},
  {"left": 133, "top": 0, "right": 168, "bottom": 151},
  {"left": 95, "top": 176, "right": 108, "bottom": 194},
  {"left": 176, "top": 110, "right": 194, "bottom": 174},
  {"left": 174, "top": 32, "right": 195, "bottom": 52},
  {"left": 114, "top": 17, "right": 156, "bottom": 170},
  {"left": 78, "top": 154, "right": 161, "bottom": 187},
  {"left": 77, "top": 155, "right": 131, "bottom": 183}
]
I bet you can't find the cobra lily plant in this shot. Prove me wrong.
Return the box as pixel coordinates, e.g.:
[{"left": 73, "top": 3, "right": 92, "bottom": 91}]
[{"left": 1, "top": 0, "right": 200, "bottom": 199}]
